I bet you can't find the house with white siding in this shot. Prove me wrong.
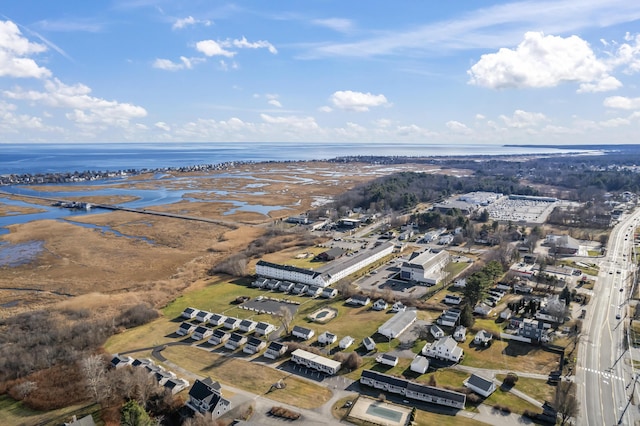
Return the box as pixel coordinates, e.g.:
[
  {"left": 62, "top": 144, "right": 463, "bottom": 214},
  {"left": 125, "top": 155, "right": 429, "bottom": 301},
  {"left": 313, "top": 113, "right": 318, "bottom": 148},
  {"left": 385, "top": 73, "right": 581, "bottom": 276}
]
[
  {"left": 208, "top": 329, "right": 229, "bottom": 345},
  {"left": 254, "top": 322, "right": 276, "bottom": 336},
  {"left": 292, "top": 325, "right": 314, "bottom": 340},
  {"left": 400, "top": 250, "right": 450, "bottom": 285},
  {"left": 181, "top": 307, "right": 199, "bottom": 320},
  {"left": 291, "top": 349, "right": 341, "bottom": 375},
  {"left": 264, "top": 342, "right": 288, "bottom": 359},
  {"left": 376, "top": 353, "right": 398, "bottom": 367},
  {"left": 238, "top": 319, "right": 257, "bottom": 333},
  {"left": 339, "top": 336, "right": 355, "bottom": 349},
  {"left": 209, "top": 313, "right": 227, "bottom": 327},
  {"left": 464, "top": 374, "right": 496, "bottom": 397},
  {"left": 186, "top": 378, "right": 231, "bottom": 419},
  {"left": 192, "top": 326, "right": 213, "bottom": 341},
  {"left": 177, "top": 322, "right": 197, "bottom": 336},
  {"left": 224, "top": 332, "right": 247, "bottom": 350},
  {"left": 243, "top": 337, "right": 266, "bottom": 354},
  {"left": 422, "top": 337, "right": 464, "bottom": 363},
  {"left": 378, "top": 309, "right": 417, "bottom": 339}
]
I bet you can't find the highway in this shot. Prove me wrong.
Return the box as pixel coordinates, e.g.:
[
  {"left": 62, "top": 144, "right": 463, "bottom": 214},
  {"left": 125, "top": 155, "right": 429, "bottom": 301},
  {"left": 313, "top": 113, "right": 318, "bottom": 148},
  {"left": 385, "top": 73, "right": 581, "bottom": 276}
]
[{"left": 578, "top": 209, "right": 640, "bottom": 426}]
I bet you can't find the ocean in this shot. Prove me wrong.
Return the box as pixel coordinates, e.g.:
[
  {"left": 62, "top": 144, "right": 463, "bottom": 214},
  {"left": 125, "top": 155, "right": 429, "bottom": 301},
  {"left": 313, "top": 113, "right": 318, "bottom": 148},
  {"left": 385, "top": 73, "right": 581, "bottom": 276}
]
[{"left": 0, "top": 142, "right": 593, "bottom": 176}]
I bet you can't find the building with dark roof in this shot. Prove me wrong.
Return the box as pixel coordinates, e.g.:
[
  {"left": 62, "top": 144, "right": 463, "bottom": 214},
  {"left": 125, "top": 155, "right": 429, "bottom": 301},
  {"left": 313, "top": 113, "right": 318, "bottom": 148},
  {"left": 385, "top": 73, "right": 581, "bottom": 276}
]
[
  {"left": 256, "top": 260, "right": 330, "bottom": 287},
  {"left": 360, "top": 370, "right": 466, "bottom": 409},
  {"left": 186, "top": 377, "right": 231, "bottom": 419},
  {"left": 464, "top": 373, "right": 496, "bottom": 398},
  {"left": 264, "top": 341, "right": 288, "bottom": 359}
]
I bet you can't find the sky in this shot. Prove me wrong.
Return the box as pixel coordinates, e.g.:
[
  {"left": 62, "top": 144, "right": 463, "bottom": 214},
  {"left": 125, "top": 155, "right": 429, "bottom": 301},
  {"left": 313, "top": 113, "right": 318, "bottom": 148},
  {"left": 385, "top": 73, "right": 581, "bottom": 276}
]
[{"left": 1, "top": 0, "right": 640, "bottom": 145}]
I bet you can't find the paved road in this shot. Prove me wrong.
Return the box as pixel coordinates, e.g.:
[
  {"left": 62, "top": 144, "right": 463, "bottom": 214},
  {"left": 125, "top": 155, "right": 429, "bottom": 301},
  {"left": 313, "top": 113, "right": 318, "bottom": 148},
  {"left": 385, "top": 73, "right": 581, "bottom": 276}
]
[{"left": 577, "top": 210, "right": 640, "bottom": 426}]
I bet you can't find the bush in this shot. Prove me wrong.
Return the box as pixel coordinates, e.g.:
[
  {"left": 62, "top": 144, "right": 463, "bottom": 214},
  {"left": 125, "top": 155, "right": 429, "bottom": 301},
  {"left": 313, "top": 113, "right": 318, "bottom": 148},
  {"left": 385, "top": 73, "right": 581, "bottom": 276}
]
[
  {"left": 493, "top": 404, "right": 512, "bottom": 414},
  {"left": 503, "top": 372, "right": 519, "bottom": 387},
  {"left": 115, "top": 303, "right": 159, "bottom": 329},
  {"left": 269, "top": 406, "right": 300, "bottom": 420}
]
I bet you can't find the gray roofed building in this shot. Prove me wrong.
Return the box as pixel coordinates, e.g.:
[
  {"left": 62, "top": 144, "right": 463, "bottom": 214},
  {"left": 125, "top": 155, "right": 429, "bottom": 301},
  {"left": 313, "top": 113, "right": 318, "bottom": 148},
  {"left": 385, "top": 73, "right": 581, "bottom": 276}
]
[
  {"left": 243, "top": 337, "right": 266, "bottom": 354},
  {"left": 410, "top": 355, "right": 429, "bottom": 374},
  {"left": 186, "top": 377, "right": 231, "bottom": 419},
  {"left": 224, "top": 332, "right": 248, "bottom": 350},
  {"left": 208, "top": 329, "right": 230, "bottom": 345},
  {"left": 264, "top": 341, "right": 288, "bottom": 359},
  {"left": 238, "top": 319, "right": 257, "bottom": 333},
  {"left": 464, "top": 373, "right": 496, "bottom": 397},
  {"left": 378, "top": 309, "right": 417, "bottom": 339},
  {"left": 209, "top": 313, "right": 227, "bottom": 326},
  {"left": 292, "top": 325, "right": 314, "bottom": 340}
]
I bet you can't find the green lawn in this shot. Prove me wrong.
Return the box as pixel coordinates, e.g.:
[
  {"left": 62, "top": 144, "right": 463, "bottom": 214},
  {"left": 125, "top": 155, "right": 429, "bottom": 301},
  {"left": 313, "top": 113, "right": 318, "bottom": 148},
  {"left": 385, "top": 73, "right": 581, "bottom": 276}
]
[
  {"left": 0, "top": 396, "right": 101, "bottom": 426},
  {"left": 484, "top": 386, "right": 542, "bottom": 415},
  {"left": 160, "top": 345, "right": 332, "bottom": 409}
]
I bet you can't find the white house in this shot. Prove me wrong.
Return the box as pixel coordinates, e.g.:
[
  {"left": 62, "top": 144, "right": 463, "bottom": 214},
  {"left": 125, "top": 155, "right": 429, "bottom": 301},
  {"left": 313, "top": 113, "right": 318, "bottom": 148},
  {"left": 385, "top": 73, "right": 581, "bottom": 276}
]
[
  {"left": 399, "top": 250, "right": 450, "bottom": 285},
  {"left": 363, "top": 336, "right": 377, "bottom": 352},
  {"left": 348, "top": 294, "right": 371, "bottom": 306},
  {"left": 255, "top": 322, "right": 276, "bottom": 336},
  {"left": 438, "top": 309, "right": 461, "bottom": 327},
  {"left": 453, "top": 278, "right": 466, "bottom": 288},
  {"left": 177, "top": 322, "right": 197, "bottom": 336},
  {"left": 391, "top": 301, "right": 406, "bottom": 312},
  {"left": 209, "top": 313, "right": 227, "bottom": 326},
  {"left": 444, "top": 294, "right": 462, "bottom": 305},
  {"left": 238, "top": 319, "right": 257, "bottom": 333},
  {"left": 243, "top": 337, "right": 266, "bottom": 354},
  {"left": 376, "top": 353, "right": 399, "bottom": 367},
  {"left": 410, "top": 355, "right": 430, "bottom": 374},
  {"left": 318, "top": 331, "right": 337, "bottom": 345},
  {"left": 372, "top": 299, "right": 388, "bottom": 311},
  {"left": 186, "top": 378, "right": 231, "bottom": 419},
  {"left": 474, "top": 303, "right": 493, "bottom": 316},
  {"left": 422, "top": 337, "right": 464, "bottom": 363},
  {"left": 264, "top": 342, "right": 288, "bottom": 359},
  {"left": 224, "top": 332, "right": 247, "bottom": 350},
  {"left": 339, "top": 336, "right": 355, "bottom": 349},
  {"left": 195, "top": 310, "right": 213, "bottom": 323},
  {"left": 164, "top": 378, "right": 190, "bottom": 395},
  {"left": 453, "top": 325, "right": 467, "bottom": 342},
  {"left": 208, "top": 329, "right": 230, "bottom": 345},
  {"left": 181, "top": 307, "right": 199, "bottom": 319},
  {"left": 321, "top": 288, "right": 338, "bottom": 299},
  {"left": 223, "top": 317, "right": 241, "bottom": 330},
  {"left": 292, "top": 325, "right": 314, "bottom": 340},
  {"left": 111, "top": 354, "right": 133, "bottom": 369},
  {"left": 431, "top": 325, "right": 445, "bottom": 339},
  {"left": 464, "top": 373, "right": 497, "bottom": 398},
  {"left": 192, "top": 326, "right": 213, "bottom": 341},
  {"left": 473, "top": 330, "right": 493, "bottom": 346}
]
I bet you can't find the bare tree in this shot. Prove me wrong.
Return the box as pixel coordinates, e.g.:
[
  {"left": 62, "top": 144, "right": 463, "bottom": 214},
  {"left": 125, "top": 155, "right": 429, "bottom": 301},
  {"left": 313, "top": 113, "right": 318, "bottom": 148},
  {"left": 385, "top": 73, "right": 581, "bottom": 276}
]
[
  {"left": 335, "top": 279, "right": 355, "bottom": 298},
  {"left": 272, "top": 306, "right": 293, "bottom": 336},
  {"left": 555, "top": 381, "right": 579, "bottom": 426},
  {"left": 81, "top": 354, "right": 111, "bottom": 405}
]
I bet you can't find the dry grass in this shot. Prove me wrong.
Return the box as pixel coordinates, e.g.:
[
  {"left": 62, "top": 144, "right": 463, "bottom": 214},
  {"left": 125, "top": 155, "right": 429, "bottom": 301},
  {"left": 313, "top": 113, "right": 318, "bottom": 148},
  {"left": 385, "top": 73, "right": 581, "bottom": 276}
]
[
  {"left": 0, "top": 396, "right": 101, "bottom": 426},
  {"left": 160, "top": 345, "right": 332, "bottom": 409},
  {"left": 0, "top": 203, "right": 44, "bottom": 216},
  {"left": 496, "top": 374, "right": 556, "bottom": 404},
  {"left": 461, "top": 339, "right": 560, "bottom": 374}
]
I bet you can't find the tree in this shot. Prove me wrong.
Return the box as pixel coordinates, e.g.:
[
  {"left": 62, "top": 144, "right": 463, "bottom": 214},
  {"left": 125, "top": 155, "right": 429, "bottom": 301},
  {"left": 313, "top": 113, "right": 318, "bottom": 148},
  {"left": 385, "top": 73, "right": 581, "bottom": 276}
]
[
  {"left": 344, "top": 352, "right": 363, "bottom": 370},
  {"left": 272, "top": 306, "right": 293, "bottom": 336},
  {"left": 555, "top": 381, "right": 579, "bottom": 426},
  {"left": 460, "top": 303, "right": 475, "bottom": 327},
  {"left": 479, "top": 209, "right": 490, "bottom": 222},
  {"left": 81, "top": 354, "right": 111, "bottom": 405},
  {"left": 121, "top": 400, "right": 153, "bottom": 426}
]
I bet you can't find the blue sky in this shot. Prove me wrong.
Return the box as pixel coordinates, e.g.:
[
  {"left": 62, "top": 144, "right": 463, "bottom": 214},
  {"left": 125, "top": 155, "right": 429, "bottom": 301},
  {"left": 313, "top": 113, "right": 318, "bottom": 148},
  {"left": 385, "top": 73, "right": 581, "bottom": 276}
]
[{"left": 1, "top": 0, "right": 640, "bottom": 144}]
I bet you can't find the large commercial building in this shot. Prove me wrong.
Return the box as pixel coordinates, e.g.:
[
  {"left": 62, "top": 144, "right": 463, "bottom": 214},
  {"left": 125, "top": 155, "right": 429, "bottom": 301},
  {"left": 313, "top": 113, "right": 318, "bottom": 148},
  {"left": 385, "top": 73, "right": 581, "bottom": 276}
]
[
  {"left": 378, "top": 309, "right": 418, "bottom": 339},
  {"left": 400, "top": 250, "right": 450, "bottom": 285}
]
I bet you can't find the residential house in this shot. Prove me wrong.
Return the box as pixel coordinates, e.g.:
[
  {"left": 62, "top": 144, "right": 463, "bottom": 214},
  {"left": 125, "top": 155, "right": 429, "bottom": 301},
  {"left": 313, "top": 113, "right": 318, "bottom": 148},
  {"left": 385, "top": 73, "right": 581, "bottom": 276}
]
[
  {"left": 131, "top": 358, "right": 154, "bottom": 369},
  {"left": 437, "top": 309, "right": 461, "bottom": 327},
  {"left": 360, "top": 370, "right": 466, "bottom": 409},
  {"left": 318, "top": 331, "right": 337, "bottom": 345},
  {"left": 291, "top": 283, "right": 309, "bottom": 295},
  {"left": 391, "top": 301, "right": 406, "bottom": 313},
  {"left": 339, "top": 336, "right": 355, "bottom": 349},
  {"left": 444, "top": 294, "right": 462, "bottom": 305},
  {"left": 254, "top": 322, "right": 276, "bottom": 337},
  {"left": 290, "top": 349, "right": 342, "bottom": 375},
  {"left": 347, "top": 294, "right": 371, "bottom": 306},
  {"left": 431, "top": 325, "right": 445, "bottom": 339},
  {"left": 422, "top": 337, "right": 464, "bottom": 363},
  {"left": 264, "top": 342, "right": 288, "bottom": 359},
  {"left": 177, "top": 322, "right": 197, "bottom": 336},
  {"left": 154, "top": 370, "right": 177, "bottom": 386},
  {"left": 363, "top": 336, "right": 377, "bottom": 352},
  {"left": 464, "top": 374, "right": 497, "bottom": 398},
  {"left": 521, "top": 318, "right": 547, "bottom": 343},
  {"left": 64, "top": 415, "right": 96, "bottom": 426},
  {"left": 321, "top": 288, "right": 338, "bottom": 299},
  {"left": 186, "top": 378, "right": 231, "bottom": 419},
  {"left": 223, "top": 317, "right": 241, "bottom": 330},
  {"left": 164, "top": 378, "right": 190, "bottom": 395},
  {"left": 292, "top": 325, "right": 315, "bottom": 340},
  {"left": 111, "top": 354, "right": 133, "bottom": 369},
  {"left": 378, "top": 309, "right": 417, "bottom": 339},
  {"left": 473, "top": 330, "right": 493, "bottom": 346},
  {"left": 238, "top": 319, "right": 257, "bottom": 333},
  {"left": 265, "top": 279, "right": 281, "bottom": 290},
  {"left": 453, "top": 326, "right": 467, "bottom": 342},
  {"left": 410, "top": 355, "right": 430, "bottom": 374},
  {"left": 195, "top": 310, "right": 213, "bottom": 323},
  {"left": 251, "top": 277, "right": 268, "bottom": 288},
  {"left": 224, "top": 332, "right": 248, "bottom": 350},
  {"left": 373, "top": 299, "right": 388, "bottom": 311},
  {"left": 473, "top": 303, "right": 493, "bottom": 316},
  {"left": 376, "top": 353, "right": 399, "bottom": 367},
  {"left": 208, "top": 313, "right": 227, "bottom": 327},
  {"left": 181, "top": 307, "right": 199, "bottom": 320},
  {"left": 192, "top": 326, "right": 213, "bottom": 341},
  {"left": 499, "top": 308, "right": 513, "bottom": 320},
  {"left": 208, "top": 329, "right": 230, "bottom": 345},
  {"left": 243, "top": 337, "right": 266, "bottom": 354},
  {"left": 278, "top": 281, "right": 294, "bottom": 293},
  {"left": 306, "top": 285, "right": 323, "bottom": 297},
  {"left": 453, "top": 278, "right": 466, "bottom": 288}
]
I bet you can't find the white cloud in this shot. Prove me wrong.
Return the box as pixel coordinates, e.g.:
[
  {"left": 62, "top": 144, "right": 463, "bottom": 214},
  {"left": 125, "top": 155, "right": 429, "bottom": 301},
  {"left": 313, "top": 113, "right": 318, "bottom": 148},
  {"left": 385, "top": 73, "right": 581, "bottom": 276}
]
[
  {"left": 468, "top": 32, "right": 618, "bottom": 92},
  {"left": 172, "top": 16, "right": 211, "bottom": 30},
  {"left": 499, "top": 109, "right": 548, "bottom": 128},
  {"left": 5, "top": 78, "right": 147, "bottom": 127},
  {"left": 0, "top": 20, "right": 51, "bottom": 79},
  {"left": 153, "top": 56, "right": 202, "bottom": 71},
  {"left": 195, "top": 40, "right": 235, "bottom": 57},
  {"left": 329, "top": 90, "right": 389, "bottom": 112},
  {"left": 318, "top": 106, "right": 333, "bottom": 113},
  {"left": 604, "top": 96, "right": 640, "bottom": 109},
  {"left": 312, "top": 18, "right": 354, "bottom": 33},
  {"left": 260, "top": 113, "right": 319, "bottom": 130},
  {"left": 268, "top": 99, "right": 282, "bottom": 108},
  {"left": 155, "top": 121, "right": 171, "bottom": 131},
  {"left": 475, "top": 114, "right": 486, "bottom": 120},
  {"left": 446, "top": 120, "right": 472, "bottom": 133},
  {"left": 599, "top": 117, "right": 629, "bottom": 127},
  {"left": 374, "top": 118, "right": 392, "bottom": 128},
  {"left": 223, "top": 36, "right": 277, "bottom": 54}
]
